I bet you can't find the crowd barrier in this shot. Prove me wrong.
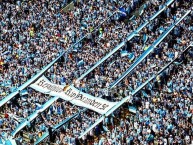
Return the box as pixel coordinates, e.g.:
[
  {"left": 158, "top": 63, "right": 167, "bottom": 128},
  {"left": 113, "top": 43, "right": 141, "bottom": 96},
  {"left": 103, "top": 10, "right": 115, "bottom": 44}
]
[
  {"left": 79, "top": 44, "right": 193, "bottom": 138},
  {"left": 0, "top": 54, "right": 63, "bottom": 108},
  {"left": 109, "top": 9, "right": 191, "bottom": 88},
  {"left": 60, "top": 0, "right": 75, "bottom": 13},
  {"left": 11, "top": 96, "right": 59, "bottom": 137},
  {"left": 34, "top": 112, "right": 81, "bottom": 145},
  {"left": 76, "top": 0, "right": 175, "bottom": 82}
]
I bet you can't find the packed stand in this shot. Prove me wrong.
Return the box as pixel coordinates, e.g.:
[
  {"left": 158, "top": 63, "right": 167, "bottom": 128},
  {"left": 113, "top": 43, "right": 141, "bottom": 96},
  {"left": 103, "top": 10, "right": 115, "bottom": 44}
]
[
  {"left": 45, "top": 0, "right": 163, "bottom": 88},
  {"left": 0, "top": 0, "right": 123, "bottom": 142},
  {"left": 16, "top": 0, "right": 193, "bottom": 143},
  {"left": 0, "top": 0, "right": 144, "bottom": 143},
  {"left": 44, "top": 0, "right": 148, "bottom": 85},
  {"left": 76, "top": 47, "right": 193, "bottom": 145},
  {"left": 34, "top": 0, "right": 193, "bottom": 144},
  {"left": 48, "top": 1, "right": 193, "bottom": 144},
  {"left": 74, "top": 0, "right": 192, "bottom": 98},
  {"left": 0, "top": 0, "right": 145, "bottom": 139},
  {"left": 22, "top": 0, "right": 164, "bottom": 143},
  {"left": 0, "top": 0, "right": 192, "bottom": 145},
  {"left": 0, "top": 0, "right": 130, "bottom": 100},
  {"left": 12, "top": 99, "right": 101, "bottom": 144}
]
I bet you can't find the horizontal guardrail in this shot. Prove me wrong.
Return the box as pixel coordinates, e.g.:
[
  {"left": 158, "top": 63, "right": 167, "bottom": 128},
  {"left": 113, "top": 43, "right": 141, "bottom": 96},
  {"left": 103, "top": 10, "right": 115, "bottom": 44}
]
[
  {"left": 34, "top": 112, "right": 80, "bottom": 145},
  {"left": 0, "top": 55, "right": 62, "bottom": 108},
  {"left": 11, "top": 96, "right": 59, "bottom": 137}
]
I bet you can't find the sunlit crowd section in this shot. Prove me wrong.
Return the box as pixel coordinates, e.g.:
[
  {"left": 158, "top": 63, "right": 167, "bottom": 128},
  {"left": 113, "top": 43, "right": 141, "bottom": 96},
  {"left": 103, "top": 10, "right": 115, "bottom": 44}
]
[{"left": 0, "top": 0, "right": 192, "bottom": 145}]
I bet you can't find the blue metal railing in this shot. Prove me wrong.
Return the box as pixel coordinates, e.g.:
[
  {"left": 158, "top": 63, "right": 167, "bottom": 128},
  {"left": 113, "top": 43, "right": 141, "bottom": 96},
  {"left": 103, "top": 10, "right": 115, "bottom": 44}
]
[
  {"left": 34, "top": 112, "right": 80, "bottom": 145},
  {"left": 11, "top": 96, "right": 59, "bottom": 137}
]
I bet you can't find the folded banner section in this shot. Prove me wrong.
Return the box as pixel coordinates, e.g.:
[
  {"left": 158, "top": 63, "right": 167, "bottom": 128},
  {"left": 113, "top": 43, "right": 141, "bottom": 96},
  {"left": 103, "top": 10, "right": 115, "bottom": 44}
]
[{"left": 30, "top": 76, "right": 117, "bottom": 114}]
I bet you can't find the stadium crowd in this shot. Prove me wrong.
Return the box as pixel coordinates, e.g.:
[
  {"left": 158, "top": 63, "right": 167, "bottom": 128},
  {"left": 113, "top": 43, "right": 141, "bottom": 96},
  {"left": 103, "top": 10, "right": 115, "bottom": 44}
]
[
  {"left": 10, "top": 0, "right": 175, "bottom": 143},
  {"left": 77, "top": 48, "right": 193, "bottom": 145},
  {"left": 53, "top": 0, "right": 193, "bottom": 144},
  {"left": 41, "top": 0, "right": 193, "bottom": 144},
  {"left": 0, "top": 0, "right": 132, "bottom": 99},
  {"left": 74, "top": 0, "right": 192, "bottom": 98},
  {"left": 0, "top": 0, "right": 143, "bottom": 143},
  {"left": 0, "top": 0, "right": 192, "bottom": 145}
]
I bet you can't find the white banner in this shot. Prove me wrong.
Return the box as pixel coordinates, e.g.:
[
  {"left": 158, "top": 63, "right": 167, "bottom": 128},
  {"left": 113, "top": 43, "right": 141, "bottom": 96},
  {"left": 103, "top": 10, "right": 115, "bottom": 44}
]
[{"left": 30, "top": 76, "right": 117, "bottom": 114}]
